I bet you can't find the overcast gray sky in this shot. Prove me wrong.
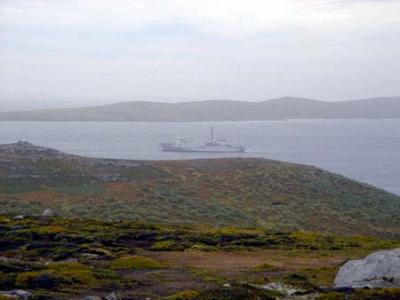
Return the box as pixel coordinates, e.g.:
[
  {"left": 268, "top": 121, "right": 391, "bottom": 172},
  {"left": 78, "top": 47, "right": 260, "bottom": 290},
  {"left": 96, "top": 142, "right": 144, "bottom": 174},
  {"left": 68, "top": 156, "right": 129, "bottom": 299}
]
[{"left": 0, "top": 0, "right": 399, "bottom": 110}]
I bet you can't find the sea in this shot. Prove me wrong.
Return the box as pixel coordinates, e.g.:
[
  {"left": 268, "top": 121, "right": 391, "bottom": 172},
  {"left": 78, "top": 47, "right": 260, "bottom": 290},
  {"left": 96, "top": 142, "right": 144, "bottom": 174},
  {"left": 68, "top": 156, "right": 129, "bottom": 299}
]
[{"left": 0, "top": 119, "right": 399, "bottom": 195}]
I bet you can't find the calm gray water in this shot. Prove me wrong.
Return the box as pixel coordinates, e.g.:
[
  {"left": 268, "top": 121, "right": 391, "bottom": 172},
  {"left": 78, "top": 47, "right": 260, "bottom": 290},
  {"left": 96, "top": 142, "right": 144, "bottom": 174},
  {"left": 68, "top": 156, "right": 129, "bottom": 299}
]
[{"left": 1, "top": 120, "right": 399, "bottom": 195}]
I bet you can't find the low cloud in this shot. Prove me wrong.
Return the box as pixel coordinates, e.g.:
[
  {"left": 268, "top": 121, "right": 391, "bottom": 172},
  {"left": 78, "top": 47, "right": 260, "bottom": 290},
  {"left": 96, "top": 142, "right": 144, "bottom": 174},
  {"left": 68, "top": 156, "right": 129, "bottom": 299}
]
[{"left": 0, "top": 0, "right": 399, "bottom": 107}]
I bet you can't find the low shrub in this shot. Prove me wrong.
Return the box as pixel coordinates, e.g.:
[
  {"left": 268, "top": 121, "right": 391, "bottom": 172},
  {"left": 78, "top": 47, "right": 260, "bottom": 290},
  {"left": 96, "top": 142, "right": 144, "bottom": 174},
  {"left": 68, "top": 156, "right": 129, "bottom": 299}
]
[
  {"left": 0, "top": 296, "right": 18, "bottom": 300},
  {"left": 350, "top": 288, "right": 400, "bottom": 300},
  {"left": 111, "top": 256, "right": 163, "bottom": 270},
  {"left": 16, "top": 271, "right": 57, "bottom": 289},
  {"left": 316, "top": 292, "right": 344, "bottom": 300},
  {"left": 164, "top": 290, "right": 200, "bottom": 300},
  {"left": 151, "top": 240, "right": 186, "bottom": 251},
  {"left": 194, "top": 284, "right": 282, "bottom": 300},
  {"left": 33, "top": 225, "right": 65, "bottom": 235},
  {"left": 0, "top": 272, "right": 16, "bottom": 289},
  {"left": 0, "top": 216, "right": 10, "bottom": 223},
  {"left": 189, "top": 244, "right": 217, "bottom": 252},
  {"left": 253, "top": 263, "right": 279, "bottom": 272},
  {"left": 16, "top": 262, "right": 95, "bottom": 289}
]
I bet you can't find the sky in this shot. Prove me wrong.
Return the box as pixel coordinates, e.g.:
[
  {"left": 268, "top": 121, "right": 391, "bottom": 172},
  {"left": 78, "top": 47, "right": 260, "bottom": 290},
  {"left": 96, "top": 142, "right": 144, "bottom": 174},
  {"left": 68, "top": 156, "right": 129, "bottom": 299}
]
[{"left": 0, "top": 0, "right": 399, "bottom": 110}]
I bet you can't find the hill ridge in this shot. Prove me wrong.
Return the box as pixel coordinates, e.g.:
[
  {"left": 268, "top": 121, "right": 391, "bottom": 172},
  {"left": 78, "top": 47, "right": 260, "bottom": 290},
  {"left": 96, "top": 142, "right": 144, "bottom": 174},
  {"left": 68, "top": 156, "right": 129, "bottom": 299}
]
[{"left": 0, "top": 96, "right": 400, "bottom": 121}]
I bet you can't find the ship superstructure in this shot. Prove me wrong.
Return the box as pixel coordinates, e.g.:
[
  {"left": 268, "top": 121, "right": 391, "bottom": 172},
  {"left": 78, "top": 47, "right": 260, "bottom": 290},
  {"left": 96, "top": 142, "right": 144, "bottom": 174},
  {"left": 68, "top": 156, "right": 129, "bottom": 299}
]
[{"left": 160, "top": 127, "right": 245, "bottom": 153}]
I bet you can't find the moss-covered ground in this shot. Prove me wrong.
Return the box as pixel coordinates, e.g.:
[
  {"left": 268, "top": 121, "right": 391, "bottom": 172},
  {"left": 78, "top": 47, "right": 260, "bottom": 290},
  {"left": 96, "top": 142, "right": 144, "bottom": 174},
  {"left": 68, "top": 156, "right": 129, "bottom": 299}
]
[{"left": 1, "top": 216, "right": 400, "bottom": 299}]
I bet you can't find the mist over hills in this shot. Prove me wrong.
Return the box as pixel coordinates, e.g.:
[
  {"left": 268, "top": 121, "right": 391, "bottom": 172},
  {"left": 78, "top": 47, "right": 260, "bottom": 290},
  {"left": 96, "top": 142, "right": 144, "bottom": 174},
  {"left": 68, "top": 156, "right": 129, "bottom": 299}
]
[{"left": 0, "top": 96, "right": 399, "bottom": 121}]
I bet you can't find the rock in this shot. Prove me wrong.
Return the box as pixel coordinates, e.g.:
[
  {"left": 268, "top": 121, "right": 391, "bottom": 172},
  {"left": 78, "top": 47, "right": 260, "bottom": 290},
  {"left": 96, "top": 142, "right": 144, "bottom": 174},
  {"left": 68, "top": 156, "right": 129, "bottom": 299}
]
[
  {"left": 104, "top": 292, "right": 120, "bottom": 300},
  {"left": 248, "top": 282, "right": 306, "bottom": 296},
  {"left": 0, "top": 289, "right": 33, "bottom": 300},
  {"left": 334, "top": 248, "right": 400, "bottom": 288},
  {"left": 262, "top": 282, "right": 301, "bottom": 296},
  {"left": 42, "top": 208, "right": 56, "bottom": 217},
  {"left": 14, "top": 215, "right": 24, "bottom": 220},
  {"left": 80, "top": 253, "right": 101, "bottom": 260},
  {"left": 86, "top": 248, "right": 114, "bottom": 258}
]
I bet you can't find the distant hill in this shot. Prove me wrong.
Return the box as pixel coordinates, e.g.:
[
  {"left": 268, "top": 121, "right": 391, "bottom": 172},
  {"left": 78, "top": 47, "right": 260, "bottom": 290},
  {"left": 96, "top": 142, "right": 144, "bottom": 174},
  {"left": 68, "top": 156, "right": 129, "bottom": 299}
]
[
  {"left": 0, "top": 97, "right": 399, "bottom": 121},
  {"left": 1, "top": 142, "right": 400, "bottom": 237}
]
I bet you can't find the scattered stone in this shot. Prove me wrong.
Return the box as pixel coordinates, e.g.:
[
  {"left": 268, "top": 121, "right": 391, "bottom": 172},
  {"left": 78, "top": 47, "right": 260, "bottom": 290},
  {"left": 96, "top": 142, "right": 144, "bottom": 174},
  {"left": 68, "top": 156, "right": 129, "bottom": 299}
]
[
  {"left": 45, "top": 258, "right": 78, "bottom": 267},
  {"left": 0, "top": 289, "right": 33, "bottom": 300},
  {"left": 80, "top": 253, "right": 101, "bottom": 260},
  {"left": 42, "top": 208, "right": 56, "bottom": 217},
  {"left": 289, "top": 295, "right": 320, "bottom": 299},
  {"left": 222, "top": 283, "right": 231, "bottom": 288},
  {"left": 13, "top": 215, "right": 24, "bottom": 220},
  {"left": 334, "top": 248, "right": 400, "bottom": 288},
  {"left": 262, "top": 282, "right": 302, "bottom": 296},
  {"left": 104, "top": 292, "right": 120, "bottom": 300},
  {"left": 84, "top": 248, "right": 114, "bottom": 258},
  {"left": 247, "top": 281, "right": 312, "bottom": 298}
]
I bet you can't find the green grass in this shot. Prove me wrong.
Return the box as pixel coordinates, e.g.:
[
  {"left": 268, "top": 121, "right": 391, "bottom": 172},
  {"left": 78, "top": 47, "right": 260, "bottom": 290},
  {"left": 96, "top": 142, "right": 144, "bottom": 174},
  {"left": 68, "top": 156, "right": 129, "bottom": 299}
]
[
  {"left": 110, "top": 256, "right": 163, "bottom": 270},
  {"left": 253, "top": 263, "right": 280, "bottom": 272},
  {"left": 15, "top": 262, "right": 95, "bottom": 289},
  {"left": 164, "top": 290, "right": 200, "bottom": 300}
]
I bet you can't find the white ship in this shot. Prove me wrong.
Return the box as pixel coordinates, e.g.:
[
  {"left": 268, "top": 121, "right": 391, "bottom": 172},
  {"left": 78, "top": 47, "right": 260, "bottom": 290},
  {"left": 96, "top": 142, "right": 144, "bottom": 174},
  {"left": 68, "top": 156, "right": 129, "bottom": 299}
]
[{"left": 160, "top": 127, "right": 245, "bottom": 153}]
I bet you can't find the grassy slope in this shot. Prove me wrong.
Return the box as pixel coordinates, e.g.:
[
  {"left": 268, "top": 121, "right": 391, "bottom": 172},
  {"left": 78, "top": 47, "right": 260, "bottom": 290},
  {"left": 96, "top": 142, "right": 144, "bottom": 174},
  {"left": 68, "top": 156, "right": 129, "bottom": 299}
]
[{"left": 1, "top": 144, "right": 400, "bottom": 237}]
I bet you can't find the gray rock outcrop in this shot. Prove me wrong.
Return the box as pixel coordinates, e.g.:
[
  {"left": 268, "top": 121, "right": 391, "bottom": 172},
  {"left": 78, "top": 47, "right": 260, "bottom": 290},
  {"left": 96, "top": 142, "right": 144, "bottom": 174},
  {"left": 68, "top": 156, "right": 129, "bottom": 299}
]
[
  {"left": 104, "top": 292, "right": 120, "bottom": 300},
  {"left": 42, "top": 208, "right": 56, "bottom": 217},
  {"left": 334, "top": 248, "right": 400, "bottom": 288},
  {"left": 0, "top": 289, "right": 33, "bottom": 300}
]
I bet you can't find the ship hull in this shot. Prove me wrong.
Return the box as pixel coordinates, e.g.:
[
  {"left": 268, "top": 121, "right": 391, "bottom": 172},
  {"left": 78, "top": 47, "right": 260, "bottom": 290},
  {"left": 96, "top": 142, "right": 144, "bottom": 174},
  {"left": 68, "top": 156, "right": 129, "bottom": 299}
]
[{"left": 161, "top": 145, "right": 245, "bottom": 153}]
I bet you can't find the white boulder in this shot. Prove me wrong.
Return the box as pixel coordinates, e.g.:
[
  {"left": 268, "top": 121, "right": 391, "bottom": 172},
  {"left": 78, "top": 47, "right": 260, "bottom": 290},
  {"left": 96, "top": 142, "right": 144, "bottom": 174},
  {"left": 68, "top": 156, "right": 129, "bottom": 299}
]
[
  {"left": 42, "top": 208, "right": 56, "bottom": 217},
  {"left": 334, "top": 248, "right": 400, "bottom": 288},
  {"left": 0, "top": 290, "right": 33, "bottom": 300}
]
